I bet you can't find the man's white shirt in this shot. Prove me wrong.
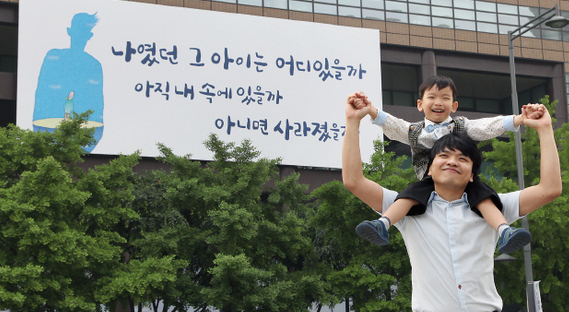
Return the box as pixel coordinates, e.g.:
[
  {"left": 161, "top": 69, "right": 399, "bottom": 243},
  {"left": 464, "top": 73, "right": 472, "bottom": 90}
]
[{"left": 381, "top": 188, "right": 523, "bottom": 311}]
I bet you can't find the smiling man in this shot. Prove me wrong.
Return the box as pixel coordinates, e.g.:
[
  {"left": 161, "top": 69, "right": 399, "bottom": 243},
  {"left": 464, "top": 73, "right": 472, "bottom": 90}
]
[{"left": 342, "top": 100, "right": 562, "bottom": 311}]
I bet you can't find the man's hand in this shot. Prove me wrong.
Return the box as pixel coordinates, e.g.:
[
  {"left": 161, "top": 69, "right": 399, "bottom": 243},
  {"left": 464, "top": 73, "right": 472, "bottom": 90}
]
[
  {"left": 522, "top": 104, "right": 551, "bottom": 130},
  {"left": 522, "top": 104, "right": 546, "bottom": 120},
  {"left": 346, "top": 92, "right": 372, "bottom": 121}
]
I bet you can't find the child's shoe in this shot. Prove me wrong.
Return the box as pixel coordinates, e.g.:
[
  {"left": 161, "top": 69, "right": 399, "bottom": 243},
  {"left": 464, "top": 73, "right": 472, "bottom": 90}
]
[
  {"left": 497, "top": 227, "right": 532, "bottom": 253},
  {"left": 356, "top": 220, "right": 389, "bottom": 245}
]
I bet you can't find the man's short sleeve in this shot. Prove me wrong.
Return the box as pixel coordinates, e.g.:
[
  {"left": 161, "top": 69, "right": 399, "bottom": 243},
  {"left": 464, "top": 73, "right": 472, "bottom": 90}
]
[
  {"left": 381, "top": 187, "right": 398, "bottom": 215},
  {"left": 498, "top": 190, "right": 522, "bottom": 224}
]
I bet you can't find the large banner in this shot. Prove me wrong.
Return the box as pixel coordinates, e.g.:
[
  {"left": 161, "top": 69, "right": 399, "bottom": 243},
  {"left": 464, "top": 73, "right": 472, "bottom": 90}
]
[{"left": 17, "top": 0, "right": 382, "bottom": 168}]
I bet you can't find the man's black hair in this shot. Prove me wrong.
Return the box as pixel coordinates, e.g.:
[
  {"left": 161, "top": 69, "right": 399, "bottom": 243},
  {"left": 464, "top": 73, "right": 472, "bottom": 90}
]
[
  {"left": 425, "top": 132, "right": 482, "bottom": 178},
  {"left": 418, "top": 75, "right": 458, "bottom": 102}
]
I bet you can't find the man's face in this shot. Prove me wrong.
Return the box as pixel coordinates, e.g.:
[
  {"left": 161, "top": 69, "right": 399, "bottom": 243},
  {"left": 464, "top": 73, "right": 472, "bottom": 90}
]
[
  {"left": 417, "top": 86, "right": 458, "bottom": 123},
  {"left": 428, "top": 147, "right": 474, "bottom": 189}
]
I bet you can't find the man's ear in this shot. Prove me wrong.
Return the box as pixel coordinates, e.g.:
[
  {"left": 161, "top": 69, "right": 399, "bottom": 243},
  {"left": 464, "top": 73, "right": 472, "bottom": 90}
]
[{"left": 469, "top": 173, "right": 474, "bottom": 183}]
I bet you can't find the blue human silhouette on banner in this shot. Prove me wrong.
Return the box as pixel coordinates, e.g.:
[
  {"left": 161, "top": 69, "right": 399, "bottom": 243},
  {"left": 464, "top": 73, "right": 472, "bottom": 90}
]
[{"left": 33, "top": 12, "right": 104, "bottom": 152}]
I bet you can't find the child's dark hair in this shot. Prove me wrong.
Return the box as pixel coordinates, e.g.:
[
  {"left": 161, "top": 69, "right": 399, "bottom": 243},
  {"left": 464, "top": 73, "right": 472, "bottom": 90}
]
[
  {"left": 425, "top": 133, "right": 482, "bottom": 178},
  {"left": 418, "top": 75, "right": 458, "bottom": 102}
]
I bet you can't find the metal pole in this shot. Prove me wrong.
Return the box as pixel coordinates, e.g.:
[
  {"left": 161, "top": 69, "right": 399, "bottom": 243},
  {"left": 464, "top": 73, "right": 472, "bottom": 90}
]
[{"left": 508, "top": 30, "right": 535, "bottom": 312}]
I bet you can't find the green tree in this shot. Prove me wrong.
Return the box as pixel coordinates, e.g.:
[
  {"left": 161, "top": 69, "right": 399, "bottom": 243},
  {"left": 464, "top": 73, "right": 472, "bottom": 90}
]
[
  {"left": 0, "top": 113, "right": 141, "bottom": 312},
  {"left": 146, "top": 134, "right": 330, "bottom": 312},
  {"left": 482, "top": 96, "right": 569, "bottom": 310},
  {"left": 311, "top": 140, "right": 415, "bottom": 311}
]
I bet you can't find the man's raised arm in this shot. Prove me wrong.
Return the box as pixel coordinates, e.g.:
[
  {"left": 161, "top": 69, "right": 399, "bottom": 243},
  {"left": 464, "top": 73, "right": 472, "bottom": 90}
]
[
  {"left": 342, "top": 94, "right": 384, "bottom": 213},
  {"left": 518, "top": 104, "right": 562, "bottom": 216}
]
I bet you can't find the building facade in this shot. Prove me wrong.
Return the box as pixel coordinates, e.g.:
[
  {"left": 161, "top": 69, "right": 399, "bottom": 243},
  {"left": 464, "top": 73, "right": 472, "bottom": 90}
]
[{"left": 0, "top": 0, "right": 567, "bottom": 189}]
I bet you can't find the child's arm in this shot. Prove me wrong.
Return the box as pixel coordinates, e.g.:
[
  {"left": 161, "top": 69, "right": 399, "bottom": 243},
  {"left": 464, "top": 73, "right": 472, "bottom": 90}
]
[
  {"left": 350, "top": 91, "right": 412, "bottom": 145},
  {"left": 503, "top": 103, "right": 543, "bottom": 128},
  {"left": 462, "top": 114, "right": 520, "bottom": 141},
  {"left": 513, "top": 114, "right": 523, "bottom": 128}
]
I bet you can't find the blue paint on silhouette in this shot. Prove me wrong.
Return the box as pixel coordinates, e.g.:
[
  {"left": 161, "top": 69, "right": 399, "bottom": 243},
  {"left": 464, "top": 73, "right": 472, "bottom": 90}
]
[{"left": 34, "top": 13, "right": 104, "bottom": 153}]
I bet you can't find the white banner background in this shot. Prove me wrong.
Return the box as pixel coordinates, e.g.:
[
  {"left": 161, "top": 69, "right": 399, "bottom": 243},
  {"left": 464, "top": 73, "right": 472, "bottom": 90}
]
[{"left": 17, "top": 0, "right": 382, "bottom": 168}]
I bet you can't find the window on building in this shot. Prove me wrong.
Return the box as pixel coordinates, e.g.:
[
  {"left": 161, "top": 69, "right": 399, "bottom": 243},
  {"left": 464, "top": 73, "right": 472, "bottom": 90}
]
[
  {"left": 438, "top": 68, "right": 548, "bottom": 115},
  {"left": 381, "top": 64, "right": 418, "bottom": 107}
]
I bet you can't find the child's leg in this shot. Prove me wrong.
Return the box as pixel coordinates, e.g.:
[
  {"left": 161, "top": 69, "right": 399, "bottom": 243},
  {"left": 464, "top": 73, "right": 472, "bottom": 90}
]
[
  {"left": 477, "top": 198, "right": 507, "bottom": 231},
  {"left": 355, "top": 178, "right": 429, "bottom": 246},
  {"left": 383, "top": 198, "right": 419, "bottom": 226},
  {"left": 356, "top": 198, "right": 419, "bottom": 246},
  {"left": 472, "top": 191, "right": 532, "bottom": 254}
]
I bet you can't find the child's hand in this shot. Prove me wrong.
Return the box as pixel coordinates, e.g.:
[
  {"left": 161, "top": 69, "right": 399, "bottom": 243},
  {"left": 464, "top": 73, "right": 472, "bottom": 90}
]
[
  {"left": 348, "top": 91, "right": 371, "bottom": 109},
  {"left": 346, "top": 92, "right": 372, "bottom": 120},
  {"left": 523, "top": 104, "right": 552, "bottom": 130},
  {"left": 522, "top": 104, "right": 546, "bottom": 120}
]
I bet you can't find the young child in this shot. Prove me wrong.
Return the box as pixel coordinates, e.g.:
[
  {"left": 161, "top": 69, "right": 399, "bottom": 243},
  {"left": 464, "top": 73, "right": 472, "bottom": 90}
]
[
  {"left": 64, "top": 91, "right": 74, "bottom": 121},
  {"left": 349, "top": 75, "right": 537, "bottom": 254}
]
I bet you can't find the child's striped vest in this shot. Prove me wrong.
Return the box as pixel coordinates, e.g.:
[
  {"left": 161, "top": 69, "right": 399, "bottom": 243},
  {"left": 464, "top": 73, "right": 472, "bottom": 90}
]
[{"left": 408, "top": 116, "right": 465, "bottom": 180}]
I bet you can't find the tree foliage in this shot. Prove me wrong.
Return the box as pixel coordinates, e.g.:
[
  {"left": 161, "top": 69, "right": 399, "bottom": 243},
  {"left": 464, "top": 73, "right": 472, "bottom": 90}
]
[
  {"left": 151, "top": 134, "right": 328, "bottom": 312},
  {"left": 1, "top": 101, "right": 566, "bottom": 311},
  {"left": 0, "top": 113, "right": 140, "bottom": 312},
  {"left": 310, "top": 139, "right": 415, "bottom": 311}
]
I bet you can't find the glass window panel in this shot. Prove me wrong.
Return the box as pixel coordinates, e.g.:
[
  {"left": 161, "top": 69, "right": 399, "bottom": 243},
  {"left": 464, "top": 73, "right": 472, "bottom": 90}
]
[
  {"left": 531, "top": 85, "right": 546, "bottom": 102},
  {"left": 409, "top": 3, "right": 430, "bottom": 14},
  {"left": 362, "top": 0, "right": 383, "bottom": 9},
  {"left": 432, "top": 6, "right": 452, "bottom": 17},
  {"left": 476, "top": 1, "right": 496, "bottom": 13},
  {"left": 386, "top": 11, "right": 408, "bottom": 22},
  {"left": 459, "top": 97, "right": 475, "bottom": 111},
  {"left": 393, "top": 91, "right": 415, "bottom": 107},
  {"left": 0, "top": 56, "right": 17, "bottom": 73},
  {"left": 563, "top": 31, "right": 569, "bottom": 42},
  {"left": 455, "top": 19, "right": 476, "bottom": 31},
  {"left": 363, "top": 8, "right": 385, "bottom": 20},
  {"left": 314, "top": 3, "right": 337, "bottom": 14},
  {"left": 517, "top": 91, "right": 531, "bottom": 110},
  {"left": 409, "top": 14, "right": 431, "bottom": 25},
  {"left": 265, "top": 0, "right": 287, "bottom": 8},
  {"left": 499, "top": 24, "right": 518, "bottom": 35},
  {"left": 383, "top": 91, "right": 393, "bottom": 106},
  {"left": 477, "top": 21, "right": 497, "bottom": 33},
  {"left": 315, "top": 0, "right": 336, "bottom": 4},
  {"left": 498, "top": 14, "right": 518, "bottom": 25},
  {"left": 454, "top": 0, "right": 474, "bottom": 10},
  {"left": 498, "top": 3, "right": 517, "bottom": 14},
  {"left": 477, "top": 11, "right": 497, "bottom": 23},
  {"left": 519, "top": 16, "right": 534, "bottom": 26},
  {"left": 339, "top": 0, "right": 359, "bottom": 6},
  {"left": 454, "top": 9, "right": 475, "bottom": 20},
  {"left": 339, "top": 5, "right": 361, "bottom": 17},
  {"left": 289, "top": 0, "right": 312, "bottom": 12},
  {"left": 431, "top": 0, "right": 451, "bottom": 7},
  {"left": 385, "top": 1, "right": 407, "bottom": 12},
  {"left": 214, "top": 0, "right": 237, "bottom": 3},
  {"left": 521, "top": 28, "right": 539, "bottom": 38},
  {"left": 432, "top": 17, "right": 453, "bottom": 28},
  {"left": 519, "top": 6, "right": 539, "bottom": 17},
  {"left": 477, "top": 99, "right": 501, "bottom": 113},
  {"left": 408, "top": 0, "right": 429, "bottom": 4},
  {"left": 239, "top": 0, "right": 262, "bottom": 5},
  {"left": 542, "top": 29, "right": 562, "bottom": 41},
  {"left": 539, "top": 7, "right": 551, "bottom": 15}
]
